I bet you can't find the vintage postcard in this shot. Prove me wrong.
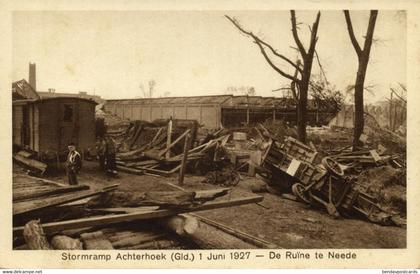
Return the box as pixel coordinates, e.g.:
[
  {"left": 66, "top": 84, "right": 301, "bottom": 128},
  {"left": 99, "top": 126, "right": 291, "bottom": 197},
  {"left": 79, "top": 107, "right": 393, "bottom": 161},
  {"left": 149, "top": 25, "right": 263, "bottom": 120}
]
[{"left": 0, "top": 0, "right": 419, "bottom": 270}]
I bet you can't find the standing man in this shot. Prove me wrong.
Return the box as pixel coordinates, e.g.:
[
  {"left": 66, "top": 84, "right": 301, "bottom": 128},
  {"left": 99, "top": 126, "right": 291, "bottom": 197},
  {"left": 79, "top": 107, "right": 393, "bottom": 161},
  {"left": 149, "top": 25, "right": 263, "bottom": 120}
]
[
  {"left": 66, "top": 142, "right": 82, "bottom": 185},
  {"left": 104, "top": 136, "right": 117, "bottom": 176},
  {"left": 96, "top": 138, "right": 106, "bottom": 171}
]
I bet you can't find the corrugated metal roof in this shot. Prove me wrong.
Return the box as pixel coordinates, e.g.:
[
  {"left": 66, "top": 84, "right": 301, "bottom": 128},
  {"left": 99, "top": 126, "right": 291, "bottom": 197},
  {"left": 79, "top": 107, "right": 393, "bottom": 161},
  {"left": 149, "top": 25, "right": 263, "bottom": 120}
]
[
  {"left": 105, "top": 95, "right": 334, "bottom": 111},
  {"left": 12, "top": 96, "right": 97, "bottom": 106},
  {"left": 107, "top": 95, "right": 233, "bottom": 105}
]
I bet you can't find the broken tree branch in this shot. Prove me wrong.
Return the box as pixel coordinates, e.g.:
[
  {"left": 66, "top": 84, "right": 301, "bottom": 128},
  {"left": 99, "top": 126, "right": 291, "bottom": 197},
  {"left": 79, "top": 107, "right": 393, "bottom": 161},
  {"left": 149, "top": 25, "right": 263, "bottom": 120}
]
[
  {"left": 253, "top": 40, "right": 300, "bottom": 82},
  {"left": 290, "top": 10, "right": 307, "bottom": 58},
  {"left": 225, "top": 15, "right": 301, "bottom": 81},
  {"left": 307, "top": 12, "right": 321, "bottom": 59}
]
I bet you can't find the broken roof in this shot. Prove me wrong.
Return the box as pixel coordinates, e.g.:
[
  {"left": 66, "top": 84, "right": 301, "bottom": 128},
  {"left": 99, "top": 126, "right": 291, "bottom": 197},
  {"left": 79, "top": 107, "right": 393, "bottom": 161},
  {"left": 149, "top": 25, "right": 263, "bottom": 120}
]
[
  {"left": 12, "top": 79, "right": 40, "bottom": 100},
  {"left": 106, "top": 94, "right": 301, "bottom": 108}
]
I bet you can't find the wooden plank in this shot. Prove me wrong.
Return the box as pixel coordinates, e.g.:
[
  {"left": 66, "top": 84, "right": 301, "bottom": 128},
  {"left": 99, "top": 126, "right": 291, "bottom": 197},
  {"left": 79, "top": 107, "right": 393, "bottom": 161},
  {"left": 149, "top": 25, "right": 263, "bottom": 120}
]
[
  {"left": 13, "top": 195, "right": 263, "bottom": 236},
  {"left": 80, "top": 231, "right": 114, "bottom": 250},
  {"left": 13, "top": 174, "right": 67, "bottom": 188},
  {"left": 17, "top": 150, "right": 33, "bottom": 158},
  {"left": 13, "top": 184, "right": 90, "bottom": 202},
  {"left": 89, "top": 206, "right": 160, "bottom": 214},
  {"left": 162, "top": 214, "right": 256, "bottom": 249},
  {"left": 369, "top": 150, "right": 382, "bottom": 163},
  {"left": 189, "top": 213, "right": 277, "bottom": 248},
  {"left": 194, "top": 188, "right": 231, "bottom": 201},
  {"left": 132, "top": 159, "right": 159, "bottom": 167},
  {"left": 178, "top": 133, "right": 191, "bottom": 185},
  {"left": 13, "top": 154, "right": 47, "bottom": 174},
  {"left": 165, "top": 119, "right": 173, "bottom": 159},
  {"left": 116, "top": 165, "right": 145, "bottom": 175},
  {"left": 13, "top": 184, "right": 119, "bottom": 215},
  {"left": 150, "top": 127, "right": 163, "bottom": 146},
  {"left": 159, "top": 129, "right": 190, "bottom": 157}
]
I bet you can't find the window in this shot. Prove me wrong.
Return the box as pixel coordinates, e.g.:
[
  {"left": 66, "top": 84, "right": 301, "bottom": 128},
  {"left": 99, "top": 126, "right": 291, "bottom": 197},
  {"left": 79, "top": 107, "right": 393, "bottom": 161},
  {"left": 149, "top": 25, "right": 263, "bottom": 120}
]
[{"left": 63, "top": 104, "right": 73, "bottom": 122}]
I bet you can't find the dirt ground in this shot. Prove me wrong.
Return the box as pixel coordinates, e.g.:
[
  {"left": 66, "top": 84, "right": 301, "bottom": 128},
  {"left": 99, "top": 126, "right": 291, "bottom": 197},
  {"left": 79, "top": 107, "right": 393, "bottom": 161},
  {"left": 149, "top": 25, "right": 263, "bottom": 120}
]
[{"left": 21, "top": 160, "right": 406, "bottom": 249}]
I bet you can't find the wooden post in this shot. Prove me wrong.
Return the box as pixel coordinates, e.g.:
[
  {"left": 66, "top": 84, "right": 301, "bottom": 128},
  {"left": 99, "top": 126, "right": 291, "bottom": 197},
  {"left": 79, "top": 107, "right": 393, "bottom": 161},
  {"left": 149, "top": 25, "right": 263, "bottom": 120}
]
[
  {"left": 166, "top": 118, "right": 173, "bottom": 159},
  {"left": 178, "top": 133, "right": 191, "bottom": 186}
]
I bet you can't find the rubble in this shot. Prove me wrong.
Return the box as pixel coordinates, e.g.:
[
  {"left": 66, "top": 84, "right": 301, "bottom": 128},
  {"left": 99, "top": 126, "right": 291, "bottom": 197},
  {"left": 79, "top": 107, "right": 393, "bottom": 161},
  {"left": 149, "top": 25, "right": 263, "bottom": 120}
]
[
  {"left": 12, "top": 169, "right": 265, "bottom": 250},
  {"left": 258, "top": 126, "right": 406, "bottom": 226},
  {"left": 12, "top": 113, "right": 406, "bottom": 250}
]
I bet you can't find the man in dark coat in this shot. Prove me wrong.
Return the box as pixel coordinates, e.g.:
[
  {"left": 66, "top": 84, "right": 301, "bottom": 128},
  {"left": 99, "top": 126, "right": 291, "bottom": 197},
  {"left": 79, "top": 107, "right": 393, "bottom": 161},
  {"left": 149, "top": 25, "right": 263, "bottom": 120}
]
[
  {"left": 104, "top": 136, "right": 117, "bottom": 176},
  {"left": 96, "top": 138, "right": 106, "bottom": 170},
  {"left": 66, "top": 143, "right": 82, "bottom": 185}
]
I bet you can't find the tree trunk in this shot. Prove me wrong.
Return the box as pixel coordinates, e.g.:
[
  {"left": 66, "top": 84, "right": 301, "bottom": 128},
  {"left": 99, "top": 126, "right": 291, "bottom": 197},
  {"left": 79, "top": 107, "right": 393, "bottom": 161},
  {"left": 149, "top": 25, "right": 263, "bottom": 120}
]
[
  {"left": 23, "top": 220, "right": 52, "bottom": 250},
  {"left": 352, "top": 61, "right": 367, "bottom": 148},
  {"left": 80, "top": 231, "right": 114, "bottom": 249},
  {"left": 297, "top": 53, "right": 316, "bottom": 144},
  {"left": 51, "top": 235, "right": 83, "bottom": 250},
  {"left": 297, "top": 84, "right": 308, "bottom": 143},
  {"left": 343, "top": 10, "right": 378, "bottom": 150},
  {"left": 161, "top": 214, "right": 257, "bottom": 249}
]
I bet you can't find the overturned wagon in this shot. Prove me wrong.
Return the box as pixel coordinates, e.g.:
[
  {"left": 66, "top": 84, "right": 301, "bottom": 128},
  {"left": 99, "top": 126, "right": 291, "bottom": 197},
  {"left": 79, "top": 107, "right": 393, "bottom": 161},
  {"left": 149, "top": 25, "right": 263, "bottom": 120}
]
[
  {"left": 259, "top": 137, "right": 395, "bottom": 224},
  {"left": 13, "top": 97, "right": 97, "bottom": 161}
]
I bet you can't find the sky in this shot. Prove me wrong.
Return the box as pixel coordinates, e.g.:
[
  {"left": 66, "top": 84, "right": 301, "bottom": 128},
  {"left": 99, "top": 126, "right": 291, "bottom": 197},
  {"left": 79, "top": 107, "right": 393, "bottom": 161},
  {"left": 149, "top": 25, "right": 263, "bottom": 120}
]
[{"left": 12, "top": 10, "right": 406, "bottom": 103}]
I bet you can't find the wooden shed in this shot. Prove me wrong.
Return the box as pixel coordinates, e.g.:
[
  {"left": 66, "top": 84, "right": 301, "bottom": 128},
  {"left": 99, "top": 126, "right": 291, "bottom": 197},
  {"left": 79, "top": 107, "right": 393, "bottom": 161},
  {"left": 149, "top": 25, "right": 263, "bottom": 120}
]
[{"left": 13, "top": 97, "right": 97, "bottom": 160}]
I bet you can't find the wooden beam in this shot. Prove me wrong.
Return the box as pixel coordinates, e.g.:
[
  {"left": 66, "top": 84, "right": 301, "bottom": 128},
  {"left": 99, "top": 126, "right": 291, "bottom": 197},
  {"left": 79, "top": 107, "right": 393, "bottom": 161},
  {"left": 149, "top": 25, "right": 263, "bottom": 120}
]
[
  {"left": 13, "top": 154, "right": 47, "bottom": 174},
  {"left": 13, "top": 195, "right": 263, "bottom": 236},
  {"left": 189, "top": 213, "right": 277, "bottom": 248},
  {"left": 13, "top": 184, "right": 90, "bottom": 202},
  {"left": 116, "top": 165, "right": 145, "bottom": 175},
  {"left": 13, "top": 184, "right": 119, "bottom": 216},
  {"left": 161, "top": 214, "right": 256, "bottom": 249},
  {"left": 165, "top": 119, "right": 173, "bottom": 159},
  {"left": 159, "top": 129, "right": 191, "bottom": 157},
  {"left": 178, "top": 133, "right": 191, "bottom": 185}
]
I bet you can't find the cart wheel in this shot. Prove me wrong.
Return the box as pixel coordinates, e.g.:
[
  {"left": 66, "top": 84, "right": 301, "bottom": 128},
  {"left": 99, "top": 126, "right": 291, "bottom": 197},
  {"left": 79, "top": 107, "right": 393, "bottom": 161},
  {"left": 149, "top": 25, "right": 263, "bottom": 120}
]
[
  {"left": 322, "top": 157, "right": 344, "bottom": 177},
  {"left": 292, "top": 183, "right": 311, "bottom": 204}
]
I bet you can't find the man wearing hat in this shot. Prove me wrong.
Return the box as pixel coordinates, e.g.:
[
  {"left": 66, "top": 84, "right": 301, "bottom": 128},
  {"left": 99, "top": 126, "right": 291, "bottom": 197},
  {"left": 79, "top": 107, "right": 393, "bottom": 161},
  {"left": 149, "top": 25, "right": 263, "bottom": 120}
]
[{"left": 66, "top": 142, "right": 82, "bottom": 185}]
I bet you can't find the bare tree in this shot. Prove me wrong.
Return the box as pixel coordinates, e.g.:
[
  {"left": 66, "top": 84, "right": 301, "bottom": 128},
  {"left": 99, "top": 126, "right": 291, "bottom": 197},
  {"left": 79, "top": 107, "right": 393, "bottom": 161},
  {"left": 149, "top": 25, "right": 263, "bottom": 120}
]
[
  {"left": 343, "top": 10, "right": 378, "bottom": 149},
  {"left": 226, "top": 11, "right": 321, "bottom": 143},
  {"left": 226, "top": 86, "right": 256, "bottom": 96},
  {"left": 148, "top": 80, "right": 156, "bottom": 98},
  {"left": 139, "top": 79, "right": 157, "bottom": 98}
]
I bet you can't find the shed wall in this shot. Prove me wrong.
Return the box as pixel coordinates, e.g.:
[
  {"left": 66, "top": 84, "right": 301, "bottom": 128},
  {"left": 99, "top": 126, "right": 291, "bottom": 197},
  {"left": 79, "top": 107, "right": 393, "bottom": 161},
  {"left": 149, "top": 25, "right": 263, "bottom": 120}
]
[
  {"left": 105, "top": 102, "right": 221, "bottom": 128},
  {"left": 38, "top": 100, "right": 59, "bottom": 153},
  {"left": 78, "top": 101, "right": 96, "bottom": 152},
  {"left": 12, "top": 105, "right": 24, "bottom": 146},
  {"left": 38, "top": 99, "right": 96, "bottom": 154}
]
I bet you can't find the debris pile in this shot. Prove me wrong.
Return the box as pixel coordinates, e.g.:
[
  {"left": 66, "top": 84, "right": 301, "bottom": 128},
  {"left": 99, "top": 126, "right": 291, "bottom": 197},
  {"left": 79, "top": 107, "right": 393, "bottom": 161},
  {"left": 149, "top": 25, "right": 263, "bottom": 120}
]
[
  {"left": 12, "top": 172, "right": 265, "bottom": 250},
  {"left": 107, "top": 119, "right": 233, "bottom": 177},
  {"left": 258, "top": 126, "right": 406, "bottom": 226}
]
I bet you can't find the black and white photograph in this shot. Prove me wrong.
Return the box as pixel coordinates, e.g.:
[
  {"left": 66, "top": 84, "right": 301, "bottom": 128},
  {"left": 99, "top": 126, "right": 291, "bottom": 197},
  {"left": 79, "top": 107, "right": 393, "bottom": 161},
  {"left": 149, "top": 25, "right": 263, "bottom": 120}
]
[{"left": 2, "top": 1, "right": 419, "bottom": 270}]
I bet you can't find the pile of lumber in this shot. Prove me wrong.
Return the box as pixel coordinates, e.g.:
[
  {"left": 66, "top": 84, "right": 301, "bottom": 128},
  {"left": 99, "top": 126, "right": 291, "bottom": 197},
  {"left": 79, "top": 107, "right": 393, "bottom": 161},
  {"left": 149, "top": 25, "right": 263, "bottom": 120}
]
[
  {"left": 115, "top": 121, "right": 230, "bottom": 177},
  {"left": 13, "top": 174, "right": 269, "bottom": 250},
  {"left": 13, "top": 174, "right": 119, "bottom": 225},
  {"left": 330, "top": 149, "right": 402, "bottom": 170}
]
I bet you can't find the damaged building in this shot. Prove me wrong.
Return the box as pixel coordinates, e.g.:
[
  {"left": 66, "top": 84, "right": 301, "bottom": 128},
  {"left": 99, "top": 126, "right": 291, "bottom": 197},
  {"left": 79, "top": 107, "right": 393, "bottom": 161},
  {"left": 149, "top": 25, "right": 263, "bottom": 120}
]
[
  {"left": 12, "top": 79, "right": 97, "bottom": 160},
  {"left": 104, "top": 95, "right": 338, "bottom": 128}
]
